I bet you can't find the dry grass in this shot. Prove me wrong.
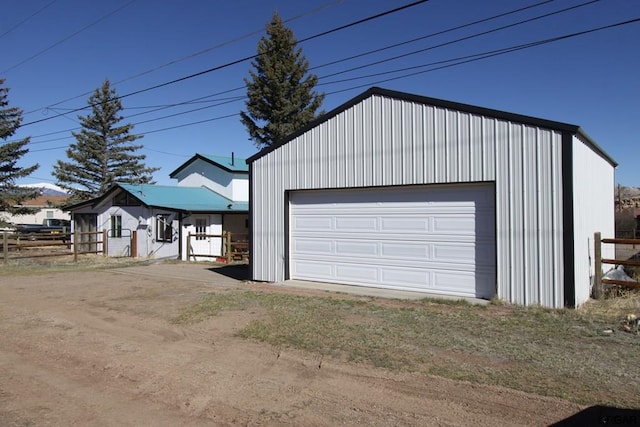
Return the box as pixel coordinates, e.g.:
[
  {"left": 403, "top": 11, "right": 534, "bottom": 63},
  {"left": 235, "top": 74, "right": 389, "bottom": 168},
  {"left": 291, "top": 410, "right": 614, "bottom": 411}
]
[
  {"left": 174, "top": 289, "right": 640, "bottom": 408},
  {"left": 0, "top": 253, "right": 150, "bottom": 275}
]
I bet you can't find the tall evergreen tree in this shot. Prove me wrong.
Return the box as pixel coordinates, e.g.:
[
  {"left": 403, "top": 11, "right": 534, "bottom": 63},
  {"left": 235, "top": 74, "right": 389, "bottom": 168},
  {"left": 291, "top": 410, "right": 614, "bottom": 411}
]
[
  {"left": 240, "top": 12, "right": 324, "bottom": 148},
  {"left": 0, "top": 78, "right": 39, "bottom": 218},
  {"left": 53, "top": 79, "right": 158, "bottom": 201}
]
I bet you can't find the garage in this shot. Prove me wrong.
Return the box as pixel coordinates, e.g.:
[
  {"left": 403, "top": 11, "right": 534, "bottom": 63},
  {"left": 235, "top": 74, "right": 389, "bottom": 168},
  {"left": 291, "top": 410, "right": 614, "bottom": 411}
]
[
  {"left": 248, "top": 87, "right": 616, "bottom": 308},
  {"left": 289, "top": 184, "right": 496, "bottom": 298}
]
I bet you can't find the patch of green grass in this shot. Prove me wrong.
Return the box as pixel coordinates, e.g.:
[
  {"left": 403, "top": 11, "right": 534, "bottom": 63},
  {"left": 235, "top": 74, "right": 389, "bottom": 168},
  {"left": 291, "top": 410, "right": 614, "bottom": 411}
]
[{"left": 174, "top": 289, "right": 640, "bottom": 408}]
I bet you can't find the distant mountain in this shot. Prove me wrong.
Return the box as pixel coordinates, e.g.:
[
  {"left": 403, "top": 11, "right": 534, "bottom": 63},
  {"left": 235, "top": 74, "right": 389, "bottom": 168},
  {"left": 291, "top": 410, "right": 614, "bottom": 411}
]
[{"left": 20, "top": 183, "right": 69, "bottom": 197}]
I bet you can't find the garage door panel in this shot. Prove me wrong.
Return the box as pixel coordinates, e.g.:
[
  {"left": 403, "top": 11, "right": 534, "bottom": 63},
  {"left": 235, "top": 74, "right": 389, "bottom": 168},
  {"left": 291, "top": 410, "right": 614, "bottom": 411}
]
[
  {"left": 335, "top": 241, "right": 378, "bottom": 257},
  {"left": 293, "top": 260, "right": 334, "bottom": 277},
  {"left": 335, "top": 264, "right": 379, "bottom": 281},
  {"left": 379, "top": 217, "right": 430, "bottom": 232},
  {"left": 335, "top": 217, "right": 378, "bottom": 231},
  {"left": 380, "top": 268, "right": 431, "bottom": 288},
  {"left": 294, "top": 216, "right": 333, "bottom": 231},
  {"left": 380, "top": 242, "right": 430, "bottom": 259},
  {"left": 432, "top": 216, "right": 475, "bottom": 234},
  {"left": 290, "top": 184, "right": 496, "bottom": 298},
  {"left": 293, "top": 238, "right": 333, "bottom": 254}
]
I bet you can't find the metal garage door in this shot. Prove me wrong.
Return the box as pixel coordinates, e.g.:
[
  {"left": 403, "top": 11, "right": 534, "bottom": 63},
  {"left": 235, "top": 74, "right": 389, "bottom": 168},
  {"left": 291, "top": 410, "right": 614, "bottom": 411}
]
[{"left": 289, "top": 184, "right": 496, "bottom": 298}]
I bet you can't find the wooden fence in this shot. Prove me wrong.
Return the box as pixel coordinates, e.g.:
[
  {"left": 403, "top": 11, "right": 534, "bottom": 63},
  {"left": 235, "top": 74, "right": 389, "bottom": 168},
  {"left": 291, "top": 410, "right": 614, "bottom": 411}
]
[
  {"left": 185, "top": 232, "right": 248, "bottom": 262},
  {"left": 2, "top": 230, "right": 110, "bottom": 264},
  {"left": 593, "top": 232, "right": 640, "bottom": 298}
]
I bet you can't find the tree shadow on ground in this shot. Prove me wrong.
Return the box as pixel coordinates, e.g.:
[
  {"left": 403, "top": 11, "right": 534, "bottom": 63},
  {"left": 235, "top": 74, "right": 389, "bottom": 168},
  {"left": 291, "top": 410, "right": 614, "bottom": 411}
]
[
  {"left": 207, "top": 264, "right": 250, "bottom": 281},
  {"left": 550, "top": 406, "right": 640, "bottom": 426}
]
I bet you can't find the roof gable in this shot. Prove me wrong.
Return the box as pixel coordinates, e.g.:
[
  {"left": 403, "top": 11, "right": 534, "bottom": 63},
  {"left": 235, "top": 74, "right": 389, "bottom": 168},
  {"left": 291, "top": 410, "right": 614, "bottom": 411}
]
[
  {"left": 170, "top": 153, "right": 248, "bottom": 178},
  {"left": 247, "top": 86, "right": 616, "bottom": 167}
]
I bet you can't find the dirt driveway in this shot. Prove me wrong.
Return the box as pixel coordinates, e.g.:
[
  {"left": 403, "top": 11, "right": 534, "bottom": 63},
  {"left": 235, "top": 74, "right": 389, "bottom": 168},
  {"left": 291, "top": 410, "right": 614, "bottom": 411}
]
[{"left": 0, "top": 262, "right": 585, "bottom": 426}]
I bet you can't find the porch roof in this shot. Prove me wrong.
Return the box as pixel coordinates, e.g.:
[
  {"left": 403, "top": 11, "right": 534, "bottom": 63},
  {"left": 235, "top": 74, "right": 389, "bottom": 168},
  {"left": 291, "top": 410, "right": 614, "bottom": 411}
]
[{"left": 117, "top": 183, "right": 248, "bottom": 212}]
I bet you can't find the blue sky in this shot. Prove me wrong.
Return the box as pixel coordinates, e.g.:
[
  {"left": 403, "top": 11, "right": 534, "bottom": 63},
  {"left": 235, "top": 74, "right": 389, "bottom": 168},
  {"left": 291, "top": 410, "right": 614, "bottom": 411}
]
[{"left": 2, "top": 0, "right": 639, "bottom": 187}]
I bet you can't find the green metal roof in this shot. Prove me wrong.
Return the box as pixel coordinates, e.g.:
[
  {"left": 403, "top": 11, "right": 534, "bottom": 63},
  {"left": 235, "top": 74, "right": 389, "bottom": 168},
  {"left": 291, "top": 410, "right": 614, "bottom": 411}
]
[
  {"left": 199, "top": 154, "right": 249, "bottom": 172},
  {"left": 169, "top": 153, "right": 249, "bottom": 178},
  {"left": 117, "top": 183, "right": 248, "bottom": 212}
]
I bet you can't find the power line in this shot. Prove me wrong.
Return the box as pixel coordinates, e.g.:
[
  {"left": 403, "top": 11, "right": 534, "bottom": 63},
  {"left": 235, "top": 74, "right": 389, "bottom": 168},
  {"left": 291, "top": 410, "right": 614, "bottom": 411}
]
[
  {"left": 318, "top": 0, "right": 601, "bottom": 81},
  {"left": 11, "top": 1, "right": 636, "bottom": 151},
  {"left": 31, "top": 0, "right": 345, "bottom": 114},
  {"left": 10, "top": 0, "right": 593, "bottom": 139},
  {"left": 322, "top": 17, "right": 640, "bottom": 95},
  {"left": 311, "top": 0, "right": 556, "bottom": 72},
  {"left": 18, "top": 0, "right": 432, "bottom": 129},
  {"left": 30, "top": 15, "right": 640, "bottom": 154},
  {"left": 0, "top": 0, "right": 57, "bottom": 40},
  {"left": 2, "top": 0, "right": 137, "bottom": 74}
]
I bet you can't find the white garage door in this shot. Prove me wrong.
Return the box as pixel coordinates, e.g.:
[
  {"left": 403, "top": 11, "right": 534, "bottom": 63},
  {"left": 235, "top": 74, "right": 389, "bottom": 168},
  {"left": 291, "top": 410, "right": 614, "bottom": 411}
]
[{"left": 289, "top": 184, "right": 496, "bottom": 298}]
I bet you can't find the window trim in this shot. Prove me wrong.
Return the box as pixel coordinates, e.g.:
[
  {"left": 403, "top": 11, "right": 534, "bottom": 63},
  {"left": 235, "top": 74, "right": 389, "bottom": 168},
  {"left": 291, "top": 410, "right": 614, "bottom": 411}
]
[
  {"left": 156, "top": 215, "right": 172, "bottom": 243},
  {"left": 110, "top": 215, "right": 122, "bottom": 238}
]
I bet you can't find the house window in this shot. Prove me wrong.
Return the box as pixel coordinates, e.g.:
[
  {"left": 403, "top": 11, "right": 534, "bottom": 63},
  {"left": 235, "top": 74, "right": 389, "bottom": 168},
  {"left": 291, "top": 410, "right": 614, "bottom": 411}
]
[
  {"left": 110, "top": 215, "right": 122, "bottom": 238},
  {"left": 156, "top": 215, "right": 172, "bottom": 242},
  {"left": 114, "top": 192, "right": 142, "bottom": 206},
  {"left": 195, "top": 218, "right": 207, "bottom": 240},
  {"left": 46, "top": 210, "right": 54, "bottom": 219}
]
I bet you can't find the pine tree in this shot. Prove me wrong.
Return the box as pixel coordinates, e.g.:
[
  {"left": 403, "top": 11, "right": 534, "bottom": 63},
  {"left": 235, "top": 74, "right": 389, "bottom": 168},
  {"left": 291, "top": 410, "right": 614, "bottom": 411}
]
[
  {"left": 0, "top": 78, "right": 39, "bottom": 218},
  {"left": 240, "top": 12, "right": 325, "bottom": 148},
  {"left": 53, "top": 79, "right": 158, "bottom": 201}
]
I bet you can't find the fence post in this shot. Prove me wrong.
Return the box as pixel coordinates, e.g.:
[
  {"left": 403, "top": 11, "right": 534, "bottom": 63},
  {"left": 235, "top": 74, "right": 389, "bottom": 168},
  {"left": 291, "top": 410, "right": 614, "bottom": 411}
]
[
  {"left": 102, "top": 230, "right": 108, "bottom": 257},
  {"left": 186, "top": 232, "right": 191, "bottom": 261},
  {"left": 594, "top": 232, "right": 603, "bottom": 299},
  {"left": 73, "top": 230, "right": 78, "bottom": 262},
  {"left": 3, "top": 231, "right": 7, "bottom": 264},
  {"left": 226, "top": 232, "right": 232, "bottom": 262},
  {"left": 131, "top": 230, "right": 137, "bottom": 258}
]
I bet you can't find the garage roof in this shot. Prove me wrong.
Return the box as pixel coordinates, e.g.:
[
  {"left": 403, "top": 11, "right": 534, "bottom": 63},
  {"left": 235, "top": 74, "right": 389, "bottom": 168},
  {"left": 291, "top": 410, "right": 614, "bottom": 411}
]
[{"left": 246, "top": 86, "right": 616, "bottom": 167}]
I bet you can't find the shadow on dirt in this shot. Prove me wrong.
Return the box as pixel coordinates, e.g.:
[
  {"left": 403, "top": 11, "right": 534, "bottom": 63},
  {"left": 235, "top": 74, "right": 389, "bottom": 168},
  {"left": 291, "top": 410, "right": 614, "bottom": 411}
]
[
  {"left": 550, "top": 405, "right": 640, "bottom": 426},
  {"left": 207, "top": 264, "right": 250, "bottom": 281}
]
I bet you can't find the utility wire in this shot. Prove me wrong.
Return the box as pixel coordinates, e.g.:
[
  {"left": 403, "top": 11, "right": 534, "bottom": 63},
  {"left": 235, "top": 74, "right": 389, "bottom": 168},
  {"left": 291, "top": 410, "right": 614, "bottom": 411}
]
[
  {"left": 32, "top": 0, "right": 344, "bottom": 113},
  {"left": 25, "top": 15, "right": 640, "bottom": 154},
  {"left": 10, "top": 0, "right": 591, "bottom": 140},
  {"left": 18, "top": 0, "right": 431, "bottom": 128},
  {"left": 2, "top": 0, "right": 137, "bottom": 74},
  {"left": 323, "top": 16, "right": 640, "bottom": 95},
  {"left": 11, "top": 0, "right": 634, "bottom": 150},
  {"left": 319, "top": 0, "right": 601, "bottom": 81},
  {"left": 0, "top": 0, "right": 57, "bottom": 40},
  {"left": 312, "top": 0, "right": 556, "bottom": 71},
  {"left": 28, "top": 0, "right": 556, "bottom": 123}
]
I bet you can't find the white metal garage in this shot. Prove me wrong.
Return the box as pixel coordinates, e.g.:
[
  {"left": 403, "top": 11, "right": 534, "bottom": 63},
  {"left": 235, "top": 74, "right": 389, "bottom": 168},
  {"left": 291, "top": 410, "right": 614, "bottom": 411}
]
[
  {"left": 248, "top": 87, "right": 616, "bottom": 308},
  {"left": 289, "top": 184, "right": 495, "bottom": 298}
]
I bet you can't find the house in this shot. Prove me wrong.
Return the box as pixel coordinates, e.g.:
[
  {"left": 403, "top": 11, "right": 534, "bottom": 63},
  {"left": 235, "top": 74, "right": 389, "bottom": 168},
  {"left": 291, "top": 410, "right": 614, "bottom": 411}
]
[
  {"left": 67, "top": 154, "right": 248, "bottom": 260},
  {"left": 1, "top": 187, "right": 70, "bottom": 226},
  {"left": 247, "top": 87, "right": 616, "bottom": 308}
]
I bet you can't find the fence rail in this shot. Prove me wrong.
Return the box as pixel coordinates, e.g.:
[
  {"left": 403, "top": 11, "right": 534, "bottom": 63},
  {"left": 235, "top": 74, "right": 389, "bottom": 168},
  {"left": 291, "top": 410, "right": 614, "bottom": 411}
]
[
  {"left": 2, "top": 230, "right": 109, "bottom": 264},
  {"left": 185, "top": 231, "right": 248, "bottom": 262},
  {"left": 594, "top": 232, "right": 640, "bottom": 298}
]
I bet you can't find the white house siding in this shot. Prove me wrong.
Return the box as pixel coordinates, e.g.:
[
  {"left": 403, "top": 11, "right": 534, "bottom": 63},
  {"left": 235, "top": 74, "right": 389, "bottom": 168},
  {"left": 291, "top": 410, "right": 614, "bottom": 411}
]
[
  {"left": 99, "top": 206, "right": 141, "bottom": 257},
  {"left": 251, "top": 94, "right": 567, "bottom": 307},
  {"left": 182, "top": 214, "right": 223, "bottom": 261},
  {"left": 5, "top": 208, "right": 70, "bottom": 225},
  {"left": 175, "top": 159, "right": 248, "bottom": 202},
  {"left": 572, "top": 135, "right": 615, "bottom": 306}
]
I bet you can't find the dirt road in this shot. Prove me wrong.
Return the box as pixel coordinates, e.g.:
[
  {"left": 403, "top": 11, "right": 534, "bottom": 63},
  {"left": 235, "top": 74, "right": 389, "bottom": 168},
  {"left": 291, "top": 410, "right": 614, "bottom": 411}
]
[{"left": 0, "top": 263, "right": 585, "bottom": 426}]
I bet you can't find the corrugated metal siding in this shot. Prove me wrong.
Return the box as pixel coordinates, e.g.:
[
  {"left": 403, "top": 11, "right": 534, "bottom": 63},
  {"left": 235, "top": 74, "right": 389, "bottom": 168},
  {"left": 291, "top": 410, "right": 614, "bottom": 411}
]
[
  {"left": 251, "top": 94, "right": 566, "bottom": 307},
  {"left": 572, "top": 135, "right": 615, "bottom": 306}
]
